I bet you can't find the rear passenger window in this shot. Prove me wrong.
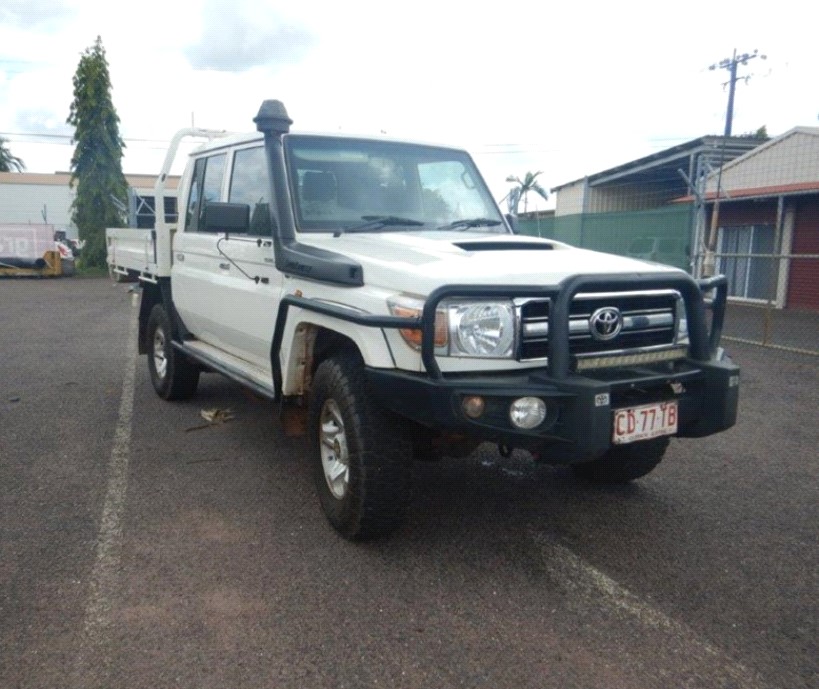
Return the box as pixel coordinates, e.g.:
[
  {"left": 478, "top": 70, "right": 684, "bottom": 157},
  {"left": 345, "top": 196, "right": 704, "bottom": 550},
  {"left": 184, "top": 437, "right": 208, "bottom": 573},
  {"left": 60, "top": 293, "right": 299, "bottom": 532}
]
[
  {"left": 228, "top": 146, "right": 273, "bottom": 236},
  {"left": 185, "top": 158, "right": 205, "bottom": 230},
  {"left": 200, "top": 154, "right": 226, "bottom": 221},
  {"left": 186, "top": 153, "right": 226, "bottom": 232}
]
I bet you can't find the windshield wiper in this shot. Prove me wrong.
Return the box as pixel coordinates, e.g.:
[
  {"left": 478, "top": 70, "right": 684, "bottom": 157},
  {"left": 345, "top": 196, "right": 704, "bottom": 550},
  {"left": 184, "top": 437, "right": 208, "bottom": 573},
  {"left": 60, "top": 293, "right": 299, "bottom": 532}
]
[
  {"left": 436, "top": 217, "right": 503, "bottom": 231},
  {"left": 336, "top": 215, "right": 425, "bottom": 236}
]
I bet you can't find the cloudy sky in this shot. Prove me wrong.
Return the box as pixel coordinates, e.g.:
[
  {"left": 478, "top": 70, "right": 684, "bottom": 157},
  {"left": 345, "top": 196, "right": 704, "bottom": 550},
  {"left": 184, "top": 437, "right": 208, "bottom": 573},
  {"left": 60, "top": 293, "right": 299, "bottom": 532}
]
[{"left": 0, "top": 0, "right": 816, "bottom": 209}]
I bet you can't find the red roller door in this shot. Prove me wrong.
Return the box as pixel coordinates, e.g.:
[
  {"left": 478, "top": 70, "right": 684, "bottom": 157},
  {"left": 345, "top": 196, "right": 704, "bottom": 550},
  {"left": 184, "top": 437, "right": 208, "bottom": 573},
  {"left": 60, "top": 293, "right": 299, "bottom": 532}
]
[{"left": 786, "top": 201, "right": 819, "bottom": 311}]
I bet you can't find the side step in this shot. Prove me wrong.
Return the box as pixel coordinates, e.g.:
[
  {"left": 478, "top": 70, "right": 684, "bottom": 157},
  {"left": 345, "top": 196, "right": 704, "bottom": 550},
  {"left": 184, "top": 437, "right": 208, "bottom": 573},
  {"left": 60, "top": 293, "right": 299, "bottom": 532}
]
[{"left": 173, "top": 340, "right": 277, "bottom": 400}]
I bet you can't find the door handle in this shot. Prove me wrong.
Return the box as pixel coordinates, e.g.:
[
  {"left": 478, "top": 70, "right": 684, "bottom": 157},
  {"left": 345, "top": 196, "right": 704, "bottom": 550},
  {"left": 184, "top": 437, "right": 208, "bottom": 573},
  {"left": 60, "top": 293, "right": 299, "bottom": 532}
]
[{"left": 219, "top": 262, "right": 230, "bottom": 270}]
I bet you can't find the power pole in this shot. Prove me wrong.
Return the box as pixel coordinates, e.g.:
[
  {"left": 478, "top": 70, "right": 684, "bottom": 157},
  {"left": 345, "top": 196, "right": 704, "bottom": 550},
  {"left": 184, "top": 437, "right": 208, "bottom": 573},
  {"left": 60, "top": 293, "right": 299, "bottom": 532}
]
[
  {"left": 709, "top": 48, "right": 766, "bottom": 137},
  {"left": 701, "top": 48, "right": 766, "bottom": 276}
]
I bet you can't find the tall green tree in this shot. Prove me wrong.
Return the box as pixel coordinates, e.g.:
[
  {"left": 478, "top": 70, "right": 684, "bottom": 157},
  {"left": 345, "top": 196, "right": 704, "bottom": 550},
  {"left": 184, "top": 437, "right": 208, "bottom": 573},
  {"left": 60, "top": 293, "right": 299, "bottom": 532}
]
[
  {"left": 0, "top": 136, "right": 25, "bottom": 172},
  {"left": 505, "top": 171, "right": 549, "bottom": 214},
  {"left": 67, "top": 36, "right": 127, "bottom": 267}
]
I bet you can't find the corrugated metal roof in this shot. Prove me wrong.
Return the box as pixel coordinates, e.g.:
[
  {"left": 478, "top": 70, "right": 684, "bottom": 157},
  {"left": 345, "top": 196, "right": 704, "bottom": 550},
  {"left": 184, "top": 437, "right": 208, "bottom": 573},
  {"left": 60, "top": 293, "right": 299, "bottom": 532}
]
[{"left": 551, "top": 135, "right": 763, "bottom": 192}]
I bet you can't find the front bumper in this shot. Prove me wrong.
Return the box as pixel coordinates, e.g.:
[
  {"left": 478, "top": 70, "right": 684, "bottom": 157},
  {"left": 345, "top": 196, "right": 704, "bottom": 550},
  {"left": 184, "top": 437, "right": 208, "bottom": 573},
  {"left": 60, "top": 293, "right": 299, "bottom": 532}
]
[
  {"left": 366, "top": 355, "right": 739, "bottom": 463},
  {"left": 273, "top": 271, "right": 737, "bottom": 463}
]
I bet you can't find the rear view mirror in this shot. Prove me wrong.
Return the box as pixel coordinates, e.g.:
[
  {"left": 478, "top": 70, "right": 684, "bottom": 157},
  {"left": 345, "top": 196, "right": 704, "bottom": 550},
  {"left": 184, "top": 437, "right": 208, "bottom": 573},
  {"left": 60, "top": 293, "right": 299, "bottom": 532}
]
[{"left": 201, "top": 202, "right": 250, "bottom": 233}]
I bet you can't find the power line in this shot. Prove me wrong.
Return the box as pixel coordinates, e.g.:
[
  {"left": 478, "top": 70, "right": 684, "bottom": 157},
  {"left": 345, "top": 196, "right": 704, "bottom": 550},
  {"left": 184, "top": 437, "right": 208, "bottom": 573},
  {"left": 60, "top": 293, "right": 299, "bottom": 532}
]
[
  {"left": 0, "top": 130, "right": 179, "bottom": 144},
  {"left": 0, "top": 131, "right": 72, "bottom": 141},
  {"left": 4, "top": 123, "right": 702, "bottom": 156}
]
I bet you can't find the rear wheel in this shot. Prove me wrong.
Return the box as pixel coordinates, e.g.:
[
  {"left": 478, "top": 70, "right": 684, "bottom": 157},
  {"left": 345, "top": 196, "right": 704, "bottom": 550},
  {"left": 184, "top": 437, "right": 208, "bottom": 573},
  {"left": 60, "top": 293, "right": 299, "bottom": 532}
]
[
  {"left": 572, "top": 437, "right": 669, "bottom": 484},
  {"left": 146, "top": 305, "right": 199, "bottom": 401},
  {"left": 309, "top": 350, "right": 413, "bottom": 540}
]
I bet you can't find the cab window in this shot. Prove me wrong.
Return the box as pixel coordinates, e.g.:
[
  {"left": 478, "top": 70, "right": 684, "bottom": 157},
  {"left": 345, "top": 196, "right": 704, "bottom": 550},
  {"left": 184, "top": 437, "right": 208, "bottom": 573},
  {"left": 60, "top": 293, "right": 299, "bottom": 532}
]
[
  {"left": 186, "top": 153, "right": 226, "bottom": 232},
  {"left": 228, "top": 146, "right": 273, "bottom": 236}
]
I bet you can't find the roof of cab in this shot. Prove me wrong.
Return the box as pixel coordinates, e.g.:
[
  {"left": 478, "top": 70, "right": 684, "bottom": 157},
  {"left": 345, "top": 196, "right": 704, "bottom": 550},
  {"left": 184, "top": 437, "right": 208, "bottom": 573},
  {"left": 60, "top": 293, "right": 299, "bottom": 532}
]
[{"left": 188, "top": 130, "right": 468, "bottom": 157}]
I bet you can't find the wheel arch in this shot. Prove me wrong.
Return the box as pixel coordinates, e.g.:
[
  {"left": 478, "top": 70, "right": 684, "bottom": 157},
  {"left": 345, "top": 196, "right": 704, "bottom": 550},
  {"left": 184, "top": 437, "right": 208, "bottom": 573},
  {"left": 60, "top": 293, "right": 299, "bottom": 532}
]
[
  {"left": 312, "top": 327, "right": 359, "bottom": 371},
  {"left": 137, "top": 278, "right": 183, "bottom": 355},
  {"left": 275, "top": 313, "right": 396, "bottom": 398},
  {"left": 137, "top": 282, "right": 163, "bottom": 354}
]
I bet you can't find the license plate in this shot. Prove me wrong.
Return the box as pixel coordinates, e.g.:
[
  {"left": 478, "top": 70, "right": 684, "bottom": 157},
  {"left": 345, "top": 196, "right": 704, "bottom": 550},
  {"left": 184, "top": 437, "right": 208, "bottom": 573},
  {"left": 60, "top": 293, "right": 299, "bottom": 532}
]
[{"left": 612, "top": 401, "right": 678, "bottom": 445}]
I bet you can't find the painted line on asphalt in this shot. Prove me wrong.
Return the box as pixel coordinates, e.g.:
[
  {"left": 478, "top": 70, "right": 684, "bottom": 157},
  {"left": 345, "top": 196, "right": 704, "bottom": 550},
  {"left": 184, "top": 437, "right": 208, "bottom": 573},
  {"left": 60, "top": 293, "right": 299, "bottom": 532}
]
[
  {"left": 527, "top": 528, "right": 771, "bottom": 689},
  {"left": 73, "top": 295, "right": 139, "bottom": 676}
]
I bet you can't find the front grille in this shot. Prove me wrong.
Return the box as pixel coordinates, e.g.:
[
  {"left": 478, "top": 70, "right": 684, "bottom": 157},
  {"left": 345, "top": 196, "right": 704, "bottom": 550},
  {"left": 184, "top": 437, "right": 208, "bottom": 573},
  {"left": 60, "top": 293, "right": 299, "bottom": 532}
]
[{"left": 518, "top": 291, "right": 680, "bottom": 361}]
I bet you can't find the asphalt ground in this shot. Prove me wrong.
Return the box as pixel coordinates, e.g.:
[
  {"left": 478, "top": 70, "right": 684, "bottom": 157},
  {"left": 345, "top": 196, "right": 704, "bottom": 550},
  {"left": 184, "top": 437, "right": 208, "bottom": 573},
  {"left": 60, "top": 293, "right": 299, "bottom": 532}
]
[
  {"left": 0, "top": 277, "right": 816, "bottom": 689},
  {"left": 723, "top": 302, "right": 819, "bottom": 354}
]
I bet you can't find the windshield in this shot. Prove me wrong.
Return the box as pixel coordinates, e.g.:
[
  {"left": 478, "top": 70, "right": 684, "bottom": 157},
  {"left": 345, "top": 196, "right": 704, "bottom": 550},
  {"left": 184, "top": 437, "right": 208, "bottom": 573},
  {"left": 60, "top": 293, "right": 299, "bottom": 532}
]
[{"left": 285, "top": 135, "right": 506, "bottom": 233}]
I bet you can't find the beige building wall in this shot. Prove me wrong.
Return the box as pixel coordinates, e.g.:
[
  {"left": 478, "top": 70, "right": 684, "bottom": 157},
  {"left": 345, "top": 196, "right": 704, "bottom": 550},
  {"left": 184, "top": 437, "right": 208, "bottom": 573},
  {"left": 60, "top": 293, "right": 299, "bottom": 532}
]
[
  {"left": 554, "top": 179, "right": 586, "bottom": 216},
  {"left": 706, "top": 128, "right": 819, "bottom": 194},
  {"left": 0, "top": 172, "right": 179, "bottom": 238},
  {"left": 0, "top": 174, "right": 76, "bottom": 228}
]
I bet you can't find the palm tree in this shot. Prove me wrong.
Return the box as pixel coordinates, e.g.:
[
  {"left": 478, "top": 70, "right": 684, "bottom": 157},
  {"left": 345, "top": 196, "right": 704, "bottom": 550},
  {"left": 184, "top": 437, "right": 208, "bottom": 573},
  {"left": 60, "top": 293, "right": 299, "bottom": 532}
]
[
  {"left": 0, "top": 137, "right": 25, "bottom": 172},
  {"left": 505, "top": 171, "right": 548, "bottom": 214}
]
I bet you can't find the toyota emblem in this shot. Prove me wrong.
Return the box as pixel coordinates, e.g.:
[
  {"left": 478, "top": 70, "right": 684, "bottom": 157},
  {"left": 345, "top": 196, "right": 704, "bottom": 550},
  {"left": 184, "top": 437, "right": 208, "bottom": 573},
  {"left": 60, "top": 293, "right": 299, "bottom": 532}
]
[{"left": 589, "top": 307, "right": 622, "bottom": 341}]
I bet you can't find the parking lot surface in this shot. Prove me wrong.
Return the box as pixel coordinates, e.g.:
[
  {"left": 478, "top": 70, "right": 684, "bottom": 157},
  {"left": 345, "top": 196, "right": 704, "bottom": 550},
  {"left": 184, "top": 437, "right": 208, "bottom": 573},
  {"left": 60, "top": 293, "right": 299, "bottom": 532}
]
[{"left": 1, "top": 277, "right": 816, "bottom": 689}]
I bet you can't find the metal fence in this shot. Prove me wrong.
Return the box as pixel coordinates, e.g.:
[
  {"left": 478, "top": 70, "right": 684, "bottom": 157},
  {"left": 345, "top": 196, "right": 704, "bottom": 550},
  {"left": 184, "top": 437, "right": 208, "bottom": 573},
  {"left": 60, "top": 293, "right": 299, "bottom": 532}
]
[
  {"left": 712, "top": 251, "right": 819, "bottom": 356},
  {"left": 518, "top": 210, "right": 818, "bottom": 356},
  {"left": 517, "top": 205, "right": 692, "bottom": 272}
]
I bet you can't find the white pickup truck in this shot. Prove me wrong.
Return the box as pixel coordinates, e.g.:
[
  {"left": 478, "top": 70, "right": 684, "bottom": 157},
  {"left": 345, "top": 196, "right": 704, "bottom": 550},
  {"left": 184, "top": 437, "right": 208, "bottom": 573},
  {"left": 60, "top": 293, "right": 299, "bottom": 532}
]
[{"left": 107, "top": 99, "right": 739, "bottom": 539}]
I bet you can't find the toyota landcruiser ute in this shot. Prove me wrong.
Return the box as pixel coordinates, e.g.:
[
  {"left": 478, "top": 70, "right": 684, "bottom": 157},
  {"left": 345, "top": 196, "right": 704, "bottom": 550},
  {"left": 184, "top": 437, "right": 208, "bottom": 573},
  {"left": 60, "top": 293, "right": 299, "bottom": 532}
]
[{"left": 107, "top": 100, "right": 739, "bottom": 539}]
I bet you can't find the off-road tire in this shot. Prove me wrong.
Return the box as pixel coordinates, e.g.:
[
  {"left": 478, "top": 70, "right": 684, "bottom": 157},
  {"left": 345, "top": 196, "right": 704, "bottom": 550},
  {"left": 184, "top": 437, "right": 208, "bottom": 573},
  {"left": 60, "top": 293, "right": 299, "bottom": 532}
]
[
  {"left": 572, "top": 437, "right": 670, "bottom": 484},
  {"left": 309, "top": 350, "right": 413, "bottom": 540},
  {"left": 146, "top": 304, "right": 199, "bottom": 401}
]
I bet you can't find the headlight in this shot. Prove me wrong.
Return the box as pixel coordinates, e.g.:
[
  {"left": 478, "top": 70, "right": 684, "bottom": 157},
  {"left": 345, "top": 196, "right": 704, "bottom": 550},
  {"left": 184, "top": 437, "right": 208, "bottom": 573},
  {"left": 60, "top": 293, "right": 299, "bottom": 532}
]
[
  {"left": 449, "top": 301, "right": 515, "bottom": 358},
  {"left": 387, "top": 295, "right": 516, "bottom": 359}
]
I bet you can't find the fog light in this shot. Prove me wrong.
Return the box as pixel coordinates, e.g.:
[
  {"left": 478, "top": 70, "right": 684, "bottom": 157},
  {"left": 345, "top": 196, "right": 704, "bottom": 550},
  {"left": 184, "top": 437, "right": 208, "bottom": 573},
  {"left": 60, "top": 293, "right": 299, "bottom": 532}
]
[
  {"left": 462, "top": 396, "right": 485, "bottom": 419},
  {"left": 509, "top": 397, "right": 547, "bottom": 430}
]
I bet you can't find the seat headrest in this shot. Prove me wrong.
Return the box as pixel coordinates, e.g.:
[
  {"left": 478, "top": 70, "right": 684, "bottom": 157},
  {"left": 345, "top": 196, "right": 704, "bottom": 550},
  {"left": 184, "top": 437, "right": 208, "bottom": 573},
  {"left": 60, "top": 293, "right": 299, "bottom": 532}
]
[{"left": 302, "top": 171, "right": 336, "bottom": 203}]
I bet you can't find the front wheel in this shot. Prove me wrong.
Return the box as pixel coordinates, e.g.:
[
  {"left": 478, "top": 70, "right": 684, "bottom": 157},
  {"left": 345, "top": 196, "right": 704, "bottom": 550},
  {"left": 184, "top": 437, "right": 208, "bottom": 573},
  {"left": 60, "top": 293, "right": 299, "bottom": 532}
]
[
  {"left": 571, "top": 437, "right": 669, "bottom": 484},
  {"left": 309, "top": 351, "right": 413, "bottom": 540},
  {"left": 146, "top": 305, "right": 199, "bottom": 401}
]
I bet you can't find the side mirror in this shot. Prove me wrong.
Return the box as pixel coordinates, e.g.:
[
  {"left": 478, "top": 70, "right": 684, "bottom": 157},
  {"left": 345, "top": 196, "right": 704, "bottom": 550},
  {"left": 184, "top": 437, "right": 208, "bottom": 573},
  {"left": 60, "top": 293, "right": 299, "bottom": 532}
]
[
  {"left": 201, "top": 201, "right": 250, "bottom": 233},
  {"left": 505, "top": 213, "right": 519, "bottom": 234}
]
